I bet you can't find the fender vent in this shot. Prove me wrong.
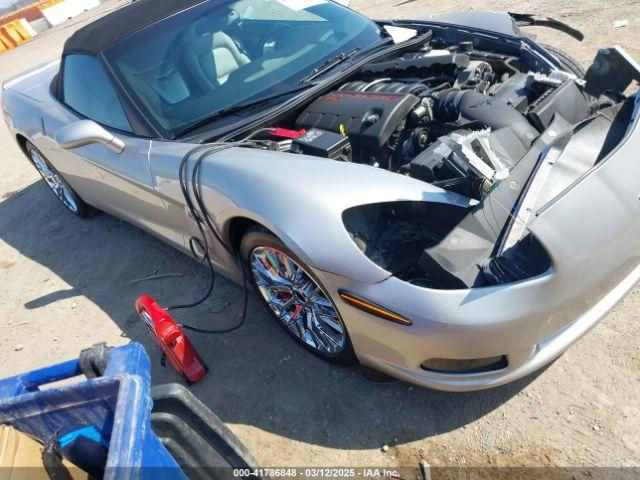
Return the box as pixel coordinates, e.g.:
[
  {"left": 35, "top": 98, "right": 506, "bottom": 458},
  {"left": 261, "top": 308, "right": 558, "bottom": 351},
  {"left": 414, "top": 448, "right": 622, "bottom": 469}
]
[{"left": 421, "top": 356, "right": 508, "bottom": 374}]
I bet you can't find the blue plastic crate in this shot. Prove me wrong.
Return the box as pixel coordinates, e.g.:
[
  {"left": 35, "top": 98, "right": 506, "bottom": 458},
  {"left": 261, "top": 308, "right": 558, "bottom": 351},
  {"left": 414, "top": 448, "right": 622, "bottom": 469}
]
[{"left": 0, "top": 343, "right": 186, "bottom": 480}]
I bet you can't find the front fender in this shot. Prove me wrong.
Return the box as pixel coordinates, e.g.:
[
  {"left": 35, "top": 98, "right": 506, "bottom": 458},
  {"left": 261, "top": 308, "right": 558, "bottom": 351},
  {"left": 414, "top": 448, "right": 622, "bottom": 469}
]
[{"left": 196, "top": 148, "right": 473, "bottom": 283}]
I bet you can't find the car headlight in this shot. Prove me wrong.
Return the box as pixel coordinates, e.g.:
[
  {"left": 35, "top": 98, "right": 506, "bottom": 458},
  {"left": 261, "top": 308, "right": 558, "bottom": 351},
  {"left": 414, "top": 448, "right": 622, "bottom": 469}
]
[
  {"left": 342, "top": 200, "right": 551, "bottom": 289},
  {"left": 342, "top": 200, "right": 470, "bottom": 287}
]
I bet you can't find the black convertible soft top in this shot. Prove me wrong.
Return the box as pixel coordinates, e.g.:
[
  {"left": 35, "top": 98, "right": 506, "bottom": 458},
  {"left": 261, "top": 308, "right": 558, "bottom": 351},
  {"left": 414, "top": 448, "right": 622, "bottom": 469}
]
[{"left": 62, "top": 0, "right": 206, "bottom": 56}]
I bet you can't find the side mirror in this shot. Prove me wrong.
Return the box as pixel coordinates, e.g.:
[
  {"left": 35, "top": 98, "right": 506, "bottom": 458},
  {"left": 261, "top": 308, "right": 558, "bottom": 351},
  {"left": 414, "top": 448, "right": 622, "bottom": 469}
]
[{"left": 55, "top": 120, "right": 125, "bottom": 154}]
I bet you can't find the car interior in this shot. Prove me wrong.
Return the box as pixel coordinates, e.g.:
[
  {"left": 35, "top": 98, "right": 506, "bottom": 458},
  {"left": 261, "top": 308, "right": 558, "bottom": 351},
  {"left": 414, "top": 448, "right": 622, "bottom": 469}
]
[{"left": 107, "top": 2, "right": 361, "bottom": 134}]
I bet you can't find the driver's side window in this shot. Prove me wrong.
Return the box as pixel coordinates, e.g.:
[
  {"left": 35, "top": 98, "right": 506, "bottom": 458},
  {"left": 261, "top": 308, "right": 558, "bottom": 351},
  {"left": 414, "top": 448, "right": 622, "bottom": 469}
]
[{"left": 62, "top": 54, "right": 132, "bottom": 133}]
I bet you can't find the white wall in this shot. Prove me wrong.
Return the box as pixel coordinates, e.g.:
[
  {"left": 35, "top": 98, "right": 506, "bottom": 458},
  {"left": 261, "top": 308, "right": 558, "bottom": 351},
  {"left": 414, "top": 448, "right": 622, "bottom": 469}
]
[{"left": 41, "top": 0, "right": 99, "bottom": 27}]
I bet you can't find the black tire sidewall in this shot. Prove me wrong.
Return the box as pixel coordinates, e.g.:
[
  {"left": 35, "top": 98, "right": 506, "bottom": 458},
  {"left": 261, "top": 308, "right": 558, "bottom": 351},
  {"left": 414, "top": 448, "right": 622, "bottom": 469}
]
[
  {"left": 26, "top": 141, "right": 91, "bottom": 218},
  {"left": 540, "top": 43, "right": 586, "bottom": 79},
  {"left": 240, "top": 228, "right": 357, "bottom": 365}
]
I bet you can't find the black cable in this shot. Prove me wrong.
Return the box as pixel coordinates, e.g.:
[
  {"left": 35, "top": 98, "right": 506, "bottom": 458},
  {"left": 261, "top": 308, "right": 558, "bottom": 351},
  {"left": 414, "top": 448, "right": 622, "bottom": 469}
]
[
  {"left": 191, "top": 147, "right": 236, "bottom": 257},
  {"left": 179, "top": 256, "right": 248, "bottom": 335},
  {"left": 163, "top": 140, "right": 267, "bottom": 335},
  {"left": 164, "top": 146, "right": 223, "bottom": 320},
  {"left": 165, "top": 239, "right": 215, "bottom": 312}
]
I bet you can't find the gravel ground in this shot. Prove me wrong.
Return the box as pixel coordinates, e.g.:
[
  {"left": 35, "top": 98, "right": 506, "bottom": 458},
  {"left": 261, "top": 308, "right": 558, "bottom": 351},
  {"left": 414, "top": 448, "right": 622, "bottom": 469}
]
[{"left": 0, "top": 0, "right": 639, "bottom": 473}]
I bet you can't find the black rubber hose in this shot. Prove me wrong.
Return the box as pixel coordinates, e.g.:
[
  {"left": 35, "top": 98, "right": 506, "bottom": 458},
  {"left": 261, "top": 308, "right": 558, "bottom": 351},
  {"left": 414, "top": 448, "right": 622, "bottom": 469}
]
[{"left": 436, "top": 90, "right": 539, "bottom": 147}]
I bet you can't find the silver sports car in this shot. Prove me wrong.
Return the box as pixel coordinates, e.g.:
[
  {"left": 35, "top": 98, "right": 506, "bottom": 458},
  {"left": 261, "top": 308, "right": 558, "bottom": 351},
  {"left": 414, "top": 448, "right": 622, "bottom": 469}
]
[{"left": 2, "top": 0, "right": 640, "bottom": 391}]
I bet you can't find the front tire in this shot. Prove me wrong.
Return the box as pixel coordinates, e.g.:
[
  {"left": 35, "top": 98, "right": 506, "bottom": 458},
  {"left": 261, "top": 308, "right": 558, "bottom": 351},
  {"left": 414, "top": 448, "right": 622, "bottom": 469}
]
[
  {"left": 241, "top": 228, "right": 356, "bottom": 365},
  {"left": 540, "top": 43, "right": 586, "bottom": 79},
  {"left": 26, "top": 141, "right": 94, "bottom": 218}
]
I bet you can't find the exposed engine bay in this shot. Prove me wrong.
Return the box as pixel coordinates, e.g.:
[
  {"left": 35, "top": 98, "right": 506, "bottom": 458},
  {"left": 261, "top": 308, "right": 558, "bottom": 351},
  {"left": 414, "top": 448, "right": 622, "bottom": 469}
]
[
  {"left": 235, "top": 31, "right": 639, "bottom": 289},
  {"left": 288, "top": 42, "right": 595, "bottom": 200}
]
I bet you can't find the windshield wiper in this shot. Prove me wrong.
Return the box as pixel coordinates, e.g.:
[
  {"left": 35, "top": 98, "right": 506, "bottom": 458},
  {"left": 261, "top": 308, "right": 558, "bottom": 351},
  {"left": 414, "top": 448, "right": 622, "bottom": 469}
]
[
  {"left": 174, "top": 85, "right": 313, "bottom": 138},
  {"left": 300, "top": 48, "right": 361, "bottom": 83}
]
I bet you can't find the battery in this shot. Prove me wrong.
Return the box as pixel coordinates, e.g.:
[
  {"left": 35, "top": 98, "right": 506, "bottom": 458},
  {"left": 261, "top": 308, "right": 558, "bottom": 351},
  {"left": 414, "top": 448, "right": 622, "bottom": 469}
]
[{"left": 291, "top": 128, "right": 352, "bottom": 162}]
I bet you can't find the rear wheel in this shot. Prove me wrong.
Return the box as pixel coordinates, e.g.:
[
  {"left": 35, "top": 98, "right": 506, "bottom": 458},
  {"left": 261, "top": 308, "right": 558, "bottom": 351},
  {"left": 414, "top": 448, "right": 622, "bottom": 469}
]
[
  {"left": 540, "top": 43, "right": 586, "bottom": 79},
  {"left": 241, "top": 228, "right": 356, "bottom": 365},
  {"left": 26, "top": 141, "right": 94, "bottom": 218}
]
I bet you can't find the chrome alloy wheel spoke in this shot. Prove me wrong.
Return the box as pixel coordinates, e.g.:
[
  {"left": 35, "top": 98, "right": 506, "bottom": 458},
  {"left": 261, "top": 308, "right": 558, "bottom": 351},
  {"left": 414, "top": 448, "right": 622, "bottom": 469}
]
[
  {"left": 310, "top": 292, "right": 344, "bottom": 335},
  {"left": 250, "top": 246, "right": 346, "bottom": 354},
  {"left": 31, "top": 150, "right": 78, "bottom": 213},
  {"left": 252, "top": 257, "right": 296, "bottom": 294},
  {"left": 306, "top": 309, "right": 330, "bottom": 351},
  {"left": 307, "top": 308, "right": 342, "bottom": 352}
]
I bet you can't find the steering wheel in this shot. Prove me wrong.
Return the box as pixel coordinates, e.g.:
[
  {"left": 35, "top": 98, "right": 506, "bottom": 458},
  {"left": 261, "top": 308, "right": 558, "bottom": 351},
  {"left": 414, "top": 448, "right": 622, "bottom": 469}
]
[
  {"left": 258, "top": 23, "right": 290, "bottom": 56},
  {"left": 259, "top": 22, "right": 321, "bottom": 56}
]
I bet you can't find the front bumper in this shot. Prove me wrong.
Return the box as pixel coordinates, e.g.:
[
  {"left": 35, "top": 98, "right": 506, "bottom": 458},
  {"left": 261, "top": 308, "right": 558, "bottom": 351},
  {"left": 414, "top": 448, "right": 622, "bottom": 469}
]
[
  {"left": 312, "top": 94, "right": 640, "bottom": 392},
  {"left": 318, "top": 259, "right": 640, "bottom": 391}
]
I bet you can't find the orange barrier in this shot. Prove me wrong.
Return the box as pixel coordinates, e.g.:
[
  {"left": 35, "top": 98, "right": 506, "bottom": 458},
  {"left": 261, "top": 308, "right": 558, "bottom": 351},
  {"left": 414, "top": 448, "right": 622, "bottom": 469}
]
[
  {"left": 0, "top": 19, "right": 33, "bottom": 50},
  {"left": 0, "top": 32, "right": 13, "bottom": 53},
  {"left": 9, "top": 19, "right": 32, "bottom": 42},
  {"left": 0, "top": 25, "right": 19, "bottom": 47}
]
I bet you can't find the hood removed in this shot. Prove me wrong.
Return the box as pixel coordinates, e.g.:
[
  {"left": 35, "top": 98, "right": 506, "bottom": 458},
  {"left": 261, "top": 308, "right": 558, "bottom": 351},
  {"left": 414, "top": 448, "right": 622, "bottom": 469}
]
[{"left": 234, "top": 27, "right": 639, "bottom": 289}]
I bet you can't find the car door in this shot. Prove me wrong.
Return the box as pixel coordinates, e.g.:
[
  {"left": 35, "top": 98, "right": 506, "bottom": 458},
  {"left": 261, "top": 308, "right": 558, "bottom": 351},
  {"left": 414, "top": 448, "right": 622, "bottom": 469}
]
[{"left": 45, "top": 54, "right": 180, "bottom": 248}]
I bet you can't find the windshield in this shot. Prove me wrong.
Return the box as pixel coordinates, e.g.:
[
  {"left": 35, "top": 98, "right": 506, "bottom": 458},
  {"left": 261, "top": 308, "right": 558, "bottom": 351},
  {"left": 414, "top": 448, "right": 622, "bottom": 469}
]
[{"left": 104, "top": 0, "right": 384, "bottom": 137}]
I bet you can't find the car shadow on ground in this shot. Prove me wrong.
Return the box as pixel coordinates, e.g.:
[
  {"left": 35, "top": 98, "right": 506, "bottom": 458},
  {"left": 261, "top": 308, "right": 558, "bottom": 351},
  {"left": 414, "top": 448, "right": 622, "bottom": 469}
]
[{"left": 0, "top": 181, "right": 543, "bottom": 450}]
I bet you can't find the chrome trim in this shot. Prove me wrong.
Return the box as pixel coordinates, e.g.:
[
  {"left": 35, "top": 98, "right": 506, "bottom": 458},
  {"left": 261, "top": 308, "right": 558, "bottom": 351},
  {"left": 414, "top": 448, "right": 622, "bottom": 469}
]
[
  {"left": 31, "top": 149, "right": 78, "bottom": 213},
  {"left": 250, "top": 246, "right": 346, "bottom": 354}
]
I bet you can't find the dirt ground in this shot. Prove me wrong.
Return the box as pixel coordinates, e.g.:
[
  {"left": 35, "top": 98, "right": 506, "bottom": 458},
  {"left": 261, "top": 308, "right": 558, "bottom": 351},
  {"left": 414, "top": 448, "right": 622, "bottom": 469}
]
[{"left": 0, "top": 0, "right": 639, "bottom": 473}]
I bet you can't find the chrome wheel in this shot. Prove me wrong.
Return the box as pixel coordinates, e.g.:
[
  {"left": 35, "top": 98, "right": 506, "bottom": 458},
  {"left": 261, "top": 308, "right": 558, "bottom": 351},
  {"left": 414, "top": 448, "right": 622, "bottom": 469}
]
[
  {"left": 249, "top": 246, "right": 346, "bottom": 354},
  {"left": 30, "top": 149, "right": 78, "bottom": 213}
]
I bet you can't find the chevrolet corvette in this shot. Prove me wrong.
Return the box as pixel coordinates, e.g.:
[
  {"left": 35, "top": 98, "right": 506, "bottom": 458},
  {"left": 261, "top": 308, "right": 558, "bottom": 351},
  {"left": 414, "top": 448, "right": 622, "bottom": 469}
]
[{"left": 2, "top": 0, "right": 640, "bottom": 390}]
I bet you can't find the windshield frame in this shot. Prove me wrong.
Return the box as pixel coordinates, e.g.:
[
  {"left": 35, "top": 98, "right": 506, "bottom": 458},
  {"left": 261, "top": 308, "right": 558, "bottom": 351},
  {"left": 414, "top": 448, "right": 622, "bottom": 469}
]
[{"left": 102, "top": 0, "right": 385, "bottom": 139}]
